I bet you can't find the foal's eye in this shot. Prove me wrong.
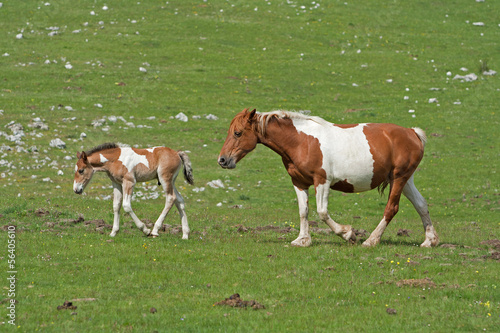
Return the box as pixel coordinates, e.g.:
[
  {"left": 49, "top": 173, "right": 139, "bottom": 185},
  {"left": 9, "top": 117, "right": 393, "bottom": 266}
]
[
  {"left": 234, "top": 131, "right": 242, "bottom": 138},
  {"left": 78, "top": 169, "right": 84, "bottom": 175}
]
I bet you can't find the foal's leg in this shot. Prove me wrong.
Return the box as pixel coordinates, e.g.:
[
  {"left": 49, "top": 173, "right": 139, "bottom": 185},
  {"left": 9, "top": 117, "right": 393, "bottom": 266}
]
[
  {"left": 315, "top": 183, "right": 356, "bottom": 243},
  {"left": 110, "top": 182, "right": 123, "bottom": 237},
  {"left": 363, "top": 178, "right": 406, "bottom": 247},
  {"left": 291, "top": 186, "right": 311, "bottom": 247},
  {"left": 173, "top": 187, "right": 190, "bottom": 240},
  {"left": 151, "top": 179, "right": 176, "bottom": 238},
  {"left": 121, "top": 180, "right": 151, "bottom": 236},
  {"left": 402, "top": 176, "right": 439, "bottom": 247}
]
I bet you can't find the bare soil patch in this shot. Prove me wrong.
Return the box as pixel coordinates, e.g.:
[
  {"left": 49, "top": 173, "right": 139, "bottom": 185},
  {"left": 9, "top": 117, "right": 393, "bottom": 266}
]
[{"left": 214, "top": 293, "right": 265, "bottom": 310}]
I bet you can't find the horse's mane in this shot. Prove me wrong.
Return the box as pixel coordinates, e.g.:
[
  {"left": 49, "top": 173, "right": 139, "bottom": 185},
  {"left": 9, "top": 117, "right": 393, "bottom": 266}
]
[
  {"left": 85, "top": 142, "right": 120, "bottom": 156},
  {"left": 256, "top": 110, "right": 332, "bottom": 136}
]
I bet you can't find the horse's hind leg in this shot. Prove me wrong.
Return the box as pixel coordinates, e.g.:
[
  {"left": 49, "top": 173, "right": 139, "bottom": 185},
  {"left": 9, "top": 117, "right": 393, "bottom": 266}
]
[
  {"left": 402, "top": 175, "right": 439, "bottom": 247},
  {"left": 315, "top": 183, "right": 356, "bottom": 243},
  {"left": 363, "top": 177, "right": 406, "bottom": 247},
  {"left": 122, "top": 181, "right": 151, "bottom": 236},
  {"left": 173, "top": 187, "right": 190, "bottom": 240}
]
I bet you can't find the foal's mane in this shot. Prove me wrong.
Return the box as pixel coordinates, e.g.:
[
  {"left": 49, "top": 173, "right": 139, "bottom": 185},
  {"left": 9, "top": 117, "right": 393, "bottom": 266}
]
[
  {"left": 256, "top": 110, "right": 331, "bottom": 136},
  {"left": 85, "top": 142, "right": 120, "bottom": 156}
]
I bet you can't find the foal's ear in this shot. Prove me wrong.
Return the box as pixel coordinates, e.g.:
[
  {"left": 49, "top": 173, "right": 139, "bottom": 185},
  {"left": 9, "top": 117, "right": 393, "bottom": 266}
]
[{"left": 77, "top": 151, "right": 88, "bottom": 162}]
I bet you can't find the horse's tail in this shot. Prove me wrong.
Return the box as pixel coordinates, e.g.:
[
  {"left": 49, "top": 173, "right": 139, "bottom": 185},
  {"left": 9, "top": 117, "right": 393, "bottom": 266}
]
[
  {"left": 177, "top": 151, "right": 194, "bottom": 185},
  {"left": 412, "top": 127, "right": 427, "bottom": 148}
]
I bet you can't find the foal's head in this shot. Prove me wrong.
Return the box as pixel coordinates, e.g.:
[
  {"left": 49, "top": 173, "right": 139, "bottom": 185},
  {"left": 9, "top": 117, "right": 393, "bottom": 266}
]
[
  {"left": 73, "top": 151, "right": 94, "bottom": 194},
  {"left": 218, "top": 108, "right": 259, "bottom": 169}
]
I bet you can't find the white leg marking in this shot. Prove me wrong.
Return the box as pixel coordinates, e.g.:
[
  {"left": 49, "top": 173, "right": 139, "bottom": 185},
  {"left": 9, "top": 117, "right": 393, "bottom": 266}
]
[
  {"left": 315, "top": 183, "right": 355, "bottom": 242},
  {"left": 122, "top": 184, "right": 150, "bottom": 235},
  {"left": 151, "top": 191, "right": 176, "bottom": 237},
  {"left": 110, "top": 182, "right": 123, "bottom": 237},
  {"left": 402, "top": 176, "right": 439, "bottom": 247},
  {"left": 291, "top": 186, "right": 311, "bottom": 247},
  {"left": 174, "top": 187, "right": 190, "bottom": 240},
  {"left": 362, "top": 217, "right": 388, "bottom": 247}
]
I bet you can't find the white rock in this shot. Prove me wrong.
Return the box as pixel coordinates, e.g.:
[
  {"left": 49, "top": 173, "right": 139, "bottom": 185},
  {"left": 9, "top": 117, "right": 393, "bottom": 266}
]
[
  {"left": 207, "top": 179, "right": 225, "bottom": 189},
  {"left": 80, "top": 132, "right": 87, "bottom": 138},
  {"left": 472, "top": 22, "right": 485, "bottom": 26},
  {"left": 483, "top": 69, "right": 497, "bottom": 76},
  {"left": 453, "top": 73, "right": 478, "bottom": 82},
  {"left": 65, "top": 63, "right": 73, "bottom": 69},
  {"left": 216, "top": 202, "right": 223, "bottom": 207},
  {"left": 139, "top": 67, "right": 147, "bottom": 73},
  {"left": 175, "top": 112, "right": 188, "bottom": 122},
  {"left": 16, "top": 33, "right": 23, "bottom": 39},
  {"left": 428, "top": 98, "right": 438, "bottom": 103},
  {"left": 49, "top": 138, "right": 66, "bottom": 149},
  {"left": 57, "top": 170, "right": 64, "bottom": 176},
  {"left": 205, "top": 114, "right": 218, "bottom": 120}
]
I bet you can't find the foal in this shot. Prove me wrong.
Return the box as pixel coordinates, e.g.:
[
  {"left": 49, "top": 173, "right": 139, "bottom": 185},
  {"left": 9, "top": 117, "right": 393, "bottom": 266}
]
[
  {"left": 73, "top": 143, "right": 194, "bottom": 238},
  {"left": 218, "top": 109, "right": 439, "bottom": 248}
]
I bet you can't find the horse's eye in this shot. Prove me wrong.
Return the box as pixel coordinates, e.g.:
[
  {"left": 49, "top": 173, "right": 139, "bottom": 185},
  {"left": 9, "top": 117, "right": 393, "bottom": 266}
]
[
  {"left": 78, "top": 169, "right": 84, "bottom": 175},
  {"left": 234, "top": 131, "right": 242, "bottom": 138}
]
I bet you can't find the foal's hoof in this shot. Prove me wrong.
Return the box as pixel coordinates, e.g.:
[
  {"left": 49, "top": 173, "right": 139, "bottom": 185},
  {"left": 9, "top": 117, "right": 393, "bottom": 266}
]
[
  {"left": 362, "top": 237, "right": 379, "bottom": 247},
  {"left": 291, "top": 237, "right": 312, "bottom": 247}
]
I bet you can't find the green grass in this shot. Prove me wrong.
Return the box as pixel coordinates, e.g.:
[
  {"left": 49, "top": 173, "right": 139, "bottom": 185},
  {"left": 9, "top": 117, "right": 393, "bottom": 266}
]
[{"left": 1, "top": 0, "right": 499, "bottom": 331}]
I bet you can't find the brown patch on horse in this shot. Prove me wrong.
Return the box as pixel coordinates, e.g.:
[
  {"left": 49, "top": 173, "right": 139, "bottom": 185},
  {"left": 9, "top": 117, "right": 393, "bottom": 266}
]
[
  {"left": 331, "top": 179, "right": 354, "bottom": 193},
  {"left": 333, "top": 124, "right": 358, "bottom": 129},
  {"left": 259, "top": 117, "right": 327, "bottom": 189}
]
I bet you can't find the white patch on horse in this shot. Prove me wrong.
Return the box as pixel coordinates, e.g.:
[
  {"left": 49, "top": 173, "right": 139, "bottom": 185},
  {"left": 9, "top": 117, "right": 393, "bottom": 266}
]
[
  {"left": 291, "top": 120, "right": 374, "bottom": 192},
  {"left": 100, "top": 154, "right": 108, "bottom": 163},
  {"left": 146, "top": 147, "right": 159, "bottom": 153},
  {"left": 118, "top": 148, "right": 149, "bottom": 172}
]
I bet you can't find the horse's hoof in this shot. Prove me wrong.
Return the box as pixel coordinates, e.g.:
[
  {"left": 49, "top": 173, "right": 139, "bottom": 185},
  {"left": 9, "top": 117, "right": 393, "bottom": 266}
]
[
  {"left": 291, "top": 237, "right": 312, "bottom": 247},
  {"left": 342, "top": 227, "right": 357, "bottom": 243}
]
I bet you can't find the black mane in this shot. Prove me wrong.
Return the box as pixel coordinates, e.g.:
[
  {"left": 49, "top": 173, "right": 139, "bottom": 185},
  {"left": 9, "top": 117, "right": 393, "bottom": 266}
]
[{"left": 85, "top": 142, "right": 119, "bottom": 156}]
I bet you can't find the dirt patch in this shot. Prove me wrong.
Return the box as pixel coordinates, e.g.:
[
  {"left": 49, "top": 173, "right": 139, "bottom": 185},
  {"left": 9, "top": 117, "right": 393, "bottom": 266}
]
[
  {"left": 482, "top": 251, "right": 500, "bottom": 261},
  {"left": 396, "top": 278, "right": 436, "bottom": 288},
  {"left": 353, "top": 229, "right": 368, "bottom": 238},
  {"left": 386, "top": 307, "right": 397, "bottom": 315},
  {"left": 35, "top": 208, "right": 50, "bottom": 217},
  {"left": 232, "top": 224, "right": 295, "bottom": 234},
  {"left": 480, "top": 239, "right": 500, "bottom": 249},
  {"left": 57, "top": 301, "right": 77, "bottom": 310},
  {"left": 396, "top": 229, "right": 412, "bottom": 237},
  {"left": 214, "top": 293, "right": 265, "bottom": 310}
]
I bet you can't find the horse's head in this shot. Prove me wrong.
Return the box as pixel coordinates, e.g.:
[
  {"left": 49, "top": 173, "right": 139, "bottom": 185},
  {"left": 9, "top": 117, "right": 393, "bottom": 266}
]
[
  {"left": 218, "top": 108, "right": 259, "bottom": 169},
  {"left": 73, "top": 151, "right": 94, "bottom": 194}
]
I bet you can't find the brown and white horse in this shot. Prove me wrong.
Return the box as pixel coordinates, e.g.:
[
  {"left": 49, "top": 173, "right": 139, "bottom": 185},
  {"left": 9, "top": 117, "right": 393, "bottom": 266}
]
[
  {"left": 218, "top": 109, "right": 439, "bottom": 248},
  {"left": 73, "top": 143, "right": 194, "bottom": 239}
]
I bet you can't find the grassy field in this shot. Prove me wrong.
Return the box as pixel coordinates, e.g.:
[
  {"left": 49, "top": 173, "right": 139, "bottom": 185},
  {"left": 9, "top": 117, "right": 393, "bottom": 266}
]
[{"left": 1, "top": 0, "right": 499, "bottom": 331}]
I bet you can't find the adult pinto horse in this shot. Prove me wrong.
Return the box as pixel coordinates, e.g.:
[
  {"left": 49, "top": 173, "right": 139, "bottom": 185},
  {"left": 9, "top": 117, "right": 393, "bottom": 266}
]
[
  {"left": 73, "top": 143, "right": 194, "bottom": 239},
  {"left": 218, "top": 109, "right": 439, "bottom": 248}
]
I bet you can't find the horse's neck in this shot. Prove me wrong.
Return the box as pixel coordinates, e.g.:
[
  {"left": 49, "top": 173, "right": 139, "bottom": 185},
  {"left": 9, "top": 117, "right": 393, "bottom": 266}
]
[
  {"left": 88, "top": 152, "right": 112, "bottom": 171},
  {"left": 258, "top": 118, "right": 303, "bottom": 157}
]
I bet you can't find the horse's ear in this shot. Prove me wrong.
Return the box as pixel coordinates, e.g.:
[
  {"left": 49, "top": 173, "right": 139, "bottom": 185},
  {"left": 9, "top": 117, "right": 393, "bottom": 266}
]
[
  {"left": 76, "top": 152, "right": 82, "bottom": 159},
  {"left": 247, "top": 108, "right": 257, "bottom": 123}
]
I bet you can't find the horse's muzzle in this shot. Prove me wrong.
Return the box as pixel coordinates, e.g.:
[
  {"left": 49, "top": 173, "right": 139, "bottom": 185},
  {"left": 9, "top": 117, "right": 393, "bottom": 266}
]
[
  {"left": 218, "top": 156, "right": 236, "bottom": 169},
  {"left": 74, "top": 189, "right": 83, "bottom": 195}
]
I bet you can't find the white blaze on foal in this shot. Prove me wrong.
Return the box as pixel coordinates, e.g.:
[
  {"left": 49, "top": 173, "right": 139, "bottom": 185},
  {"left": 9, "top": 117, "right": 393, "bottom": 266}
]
[{"left": 73, "top": 143, "right": 194, "bottom": 238}]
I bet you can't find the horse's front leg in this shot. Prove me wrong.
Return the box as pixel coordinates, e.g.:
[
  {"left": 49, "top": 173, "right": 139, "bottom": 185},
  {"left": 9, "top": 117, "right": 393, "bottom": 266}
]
[
  {"left": 291, "top": 186, "right": 312, "bottom": 247},
  {"left": 122, "top": 181, "right": 151, "bottom": 236},
  {"left": 315, "top": 183, "right": 356, "bottom": 243},
  {"left": 110, "top": 182, "right": 123, "bottom": 237}
]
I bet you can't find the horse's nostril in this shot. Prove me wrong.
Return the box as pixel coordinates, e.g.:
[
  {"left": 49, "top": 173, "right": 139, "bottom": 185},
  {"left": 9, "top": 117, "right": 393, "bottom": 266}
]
[{"left": 219, "top": 157, "right": 226, "bottom": 165}]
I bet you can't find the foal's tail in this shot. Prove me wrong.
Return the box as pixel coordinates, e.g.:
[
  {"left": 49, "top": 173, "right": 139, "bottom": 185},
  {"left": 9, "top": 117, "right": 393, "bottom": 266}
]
[{"left": 177, "top": 151, "right": 194, "bottom": 185}]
